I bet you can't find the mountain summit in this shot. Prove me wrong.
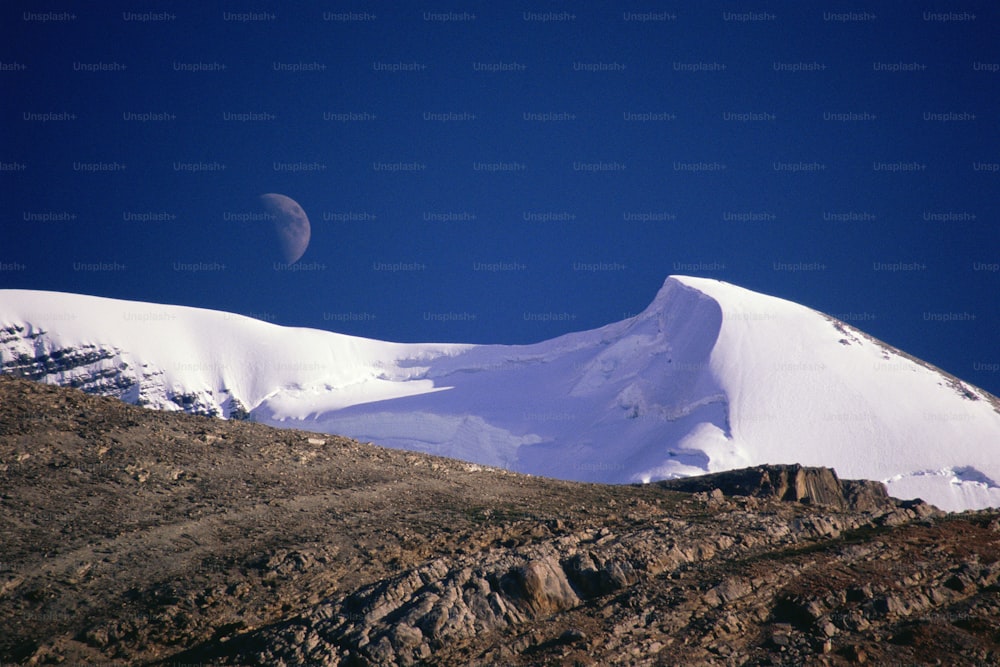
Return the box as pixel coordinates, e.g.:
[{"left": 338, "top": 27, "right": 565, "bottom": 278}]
[{"left": 2, "top": 276, "right": 998, "bottom": 511}]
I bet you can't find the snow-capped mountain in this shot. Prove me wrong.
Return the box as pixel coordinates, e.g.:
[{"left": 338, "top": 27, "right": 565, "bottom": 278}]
[{"left": 2, "top": 276, "right": 998, "bottom": 512}]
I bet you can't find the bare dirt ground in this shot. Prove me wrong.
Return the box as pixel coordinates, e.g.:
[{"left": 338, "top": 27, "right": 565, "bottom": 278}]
[{"left": 1, "top": 375, "right": 998, "bottom": 666}]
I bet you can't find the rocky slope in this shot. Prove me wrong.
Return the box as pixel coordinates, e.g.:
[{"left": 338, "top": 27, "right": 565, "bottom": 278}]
[{"left": 1, "top": 376, "right": 999, "bottom": 666}]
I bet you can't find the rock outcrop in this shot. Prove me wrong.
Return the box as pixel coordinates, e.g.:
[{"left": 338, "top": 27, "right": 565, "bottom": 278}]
[
  {"left": 0, "top": 324, "right": 230, "bottom": 417},
  {"left": 177, "top": 472, "right": 948, "bottom": 666},
  {"left": 656, "top": 463, "right": 898, "bottom": 512}
]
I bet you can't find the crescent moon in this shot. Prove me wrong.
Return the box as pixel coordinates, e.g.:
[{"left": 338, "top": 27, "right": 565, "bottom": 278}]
[{"left": 259, "top": 193, "right": 311, "bottom": 264}]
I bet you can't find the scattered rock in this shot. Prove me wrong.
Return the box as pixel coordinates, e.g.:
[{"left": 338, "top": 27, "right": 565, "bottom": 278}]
[{"left": 560, "top": 627, "right": 587, "bottom": 643}]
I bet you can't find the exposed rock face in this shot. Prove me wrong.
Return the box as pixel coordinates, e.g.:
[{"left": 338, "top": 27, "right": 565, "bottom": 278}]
[
  {"left": 181, "top": 473, "right": 948, "bottom": 667},
  {"left": 657, "top": 463, "right": 896, "bottom": 511},
  {"left": 0, "top": 325, "right": 230, "bottom": 417},
  {"left": 0, "top": 324, "right": 135, "bottom": 393},
  {"left": 195, "top": 513, "right": 851, "bottom": 665}
]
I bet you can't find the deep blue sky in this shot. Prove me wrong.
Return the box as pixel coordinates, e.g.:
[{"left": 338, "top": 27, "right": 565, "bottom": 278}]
[{"left": 2, "top": 2, "right": 998, "bottom": 395}]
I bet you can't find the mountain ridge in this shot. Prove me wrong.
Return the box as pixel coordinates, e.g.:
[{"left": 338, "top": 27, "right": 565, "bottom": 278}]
[{"left": 2, "top": 276, "right": 998, "bottom": 511}]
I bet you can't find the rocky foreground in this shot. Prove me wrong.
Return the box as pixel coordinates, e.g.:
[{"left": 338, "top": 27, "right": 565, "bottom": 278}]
[{"left": 1, "top": 375, "right": 998, "bottom": 666}]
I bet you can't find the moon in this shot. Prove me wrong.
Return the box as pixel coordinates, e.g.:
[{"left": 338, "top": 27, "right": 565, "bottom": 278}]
[{"left": 259, "top": 193, "right": 311, "bottom": 264}]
